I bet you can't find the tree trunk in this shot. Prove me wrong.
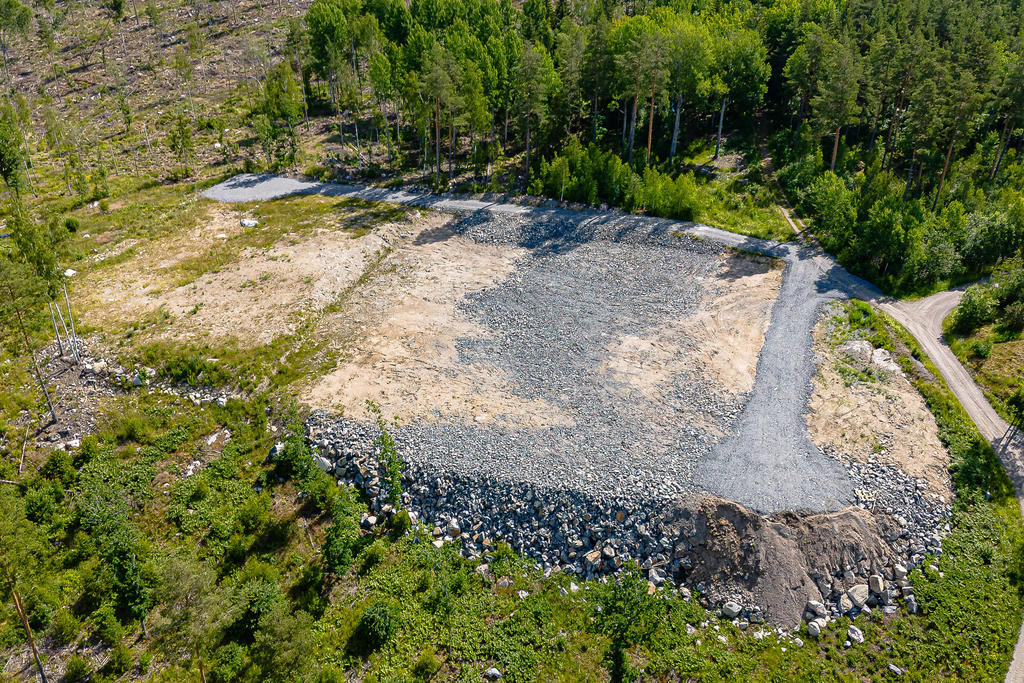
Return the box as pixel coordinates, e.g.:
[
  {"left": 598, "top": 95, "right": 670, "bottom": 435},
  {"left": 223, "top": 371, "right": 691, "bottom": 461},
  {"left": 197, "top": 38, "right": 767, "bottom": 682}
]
[
  {"left": 990, "top": 115, "right": 1011, "bottom": 181},
  {"left": 448, "top": 120, "right": 454, "bottom": 180},
  {"left": 524, "top": 121, "right": 531, "bottom": 186},
  {"left": 592, "top": 96, "right": 598, "bottom": 142},
  {"left": 3, "top": 277, "right": 57, "bottom": 423},
  {"left": 53, "top": 300, "right": 71, "bottom": 358},
  {"left": 646, "top": 77, "right": 656, "bottom": 166},
  {"left": 621, "top": 98, "right": 628, "bottom": 146},
  {"left": 830, "top": 125, "right": 841, "bottom": 172},
  {"left": 933, "top": 111, "right": 961, "bottom": 211},
  {"left": 62, "top": 283, "right": 79, "bottom": 360},
  {"left": 669, "top": 92, "right": 683, "bottom": 161},
  {"left": 11, "top": 589, "right": 48, "bottom": 683},
  {"left": 49, "top": 302, "right": 64, "bottom": 357},
  {"left": 434, "top": 99, "right": 441, "bottom": 184},
  {"left": 627, "top": 94, "right": 637, "bottom": 164},
  {"left": 714, "top": 96, "right": 727, "bottom": 159},
  {"left": 353, "top": 118, "right": 362, "bottom": 171}
]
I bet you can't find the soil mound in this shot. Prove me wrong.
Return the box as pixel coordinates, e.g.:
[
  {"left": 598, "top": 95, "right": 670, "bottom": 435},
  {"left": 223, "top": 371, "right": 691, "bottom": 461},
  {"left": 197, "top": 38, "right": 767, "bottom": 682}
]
[{"left": 662, "top": 497, "right": 897, "bottom": 627}]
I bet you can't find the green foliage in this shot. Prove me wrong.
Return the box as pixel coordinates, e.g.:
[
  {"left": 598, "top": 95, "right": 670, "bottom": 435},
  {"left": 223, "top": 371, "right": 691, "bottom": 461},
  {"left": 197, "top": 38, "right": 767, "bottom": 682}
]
[
  {"left": 952, "top": 285, "right": 997, "bottom": 334},
  {"left": 594, "top": 564, "right": 664, "bottom": 682},
  {"left": 64, "top": 653, "right": 90, "bottom": 682},
  {"left": 92, "top": 603, "right": 123, "bottom": 646},
  {"left": 107, "top": 641, "right": 134, "bottom": 675},
  {"left": 366, "top": 400, "right": 403, "bottom": 508},
  {"left": 323, "top": 516, "right": 358, "bottom": 575},
  {"left": 411, "top": 647, "right": 441, "bottom": 679},
  {"left": 49, "top": 609, "right": 80, "bottom": 644},
  {"left": 392, "top": 509, "right": 412, "bottom": 536},
  {"left": 352, "top": 601, "right": 399, "bottom": 654}
]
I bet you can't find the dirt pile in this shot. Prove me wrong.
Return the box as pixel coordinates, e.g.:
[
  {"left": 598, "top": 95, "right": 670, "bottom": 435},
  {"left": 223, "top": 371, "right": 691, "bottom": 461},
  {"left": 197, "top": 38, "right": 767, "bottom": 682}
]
[{"left": 661, "top": 496, "right": 897, "bottom": 627}]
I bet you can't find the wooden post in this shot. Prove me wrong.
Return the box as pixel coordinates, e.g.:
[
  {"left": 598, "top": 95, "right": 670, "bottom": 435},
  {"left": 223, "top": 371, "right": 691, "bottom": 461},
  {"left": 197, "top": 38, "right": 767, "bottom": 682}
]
[{"left": 11, "top": 588, "right": 48, "bottom": 683}]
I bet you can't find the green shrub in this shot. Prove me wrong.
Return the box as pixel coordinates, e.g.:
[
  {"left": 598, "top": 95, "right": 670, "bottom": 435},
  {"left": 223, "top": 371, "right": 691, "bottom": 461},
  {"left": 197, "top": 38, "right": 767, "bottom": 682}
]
[
  {"left": 231, "top": 578, "right": 282, "bottom": 641},
  {"left": 65, "top": 654, "right": 91, "bottom": 682},
  {"left": 40, "top": 448, "right": 75, "bottom": 485},
  {"left": 360, "top": 540, "right": 387, "bottom": 573},
  {"left": 65, "top": 216, "right": 81, "bottom": 233},
  {"left": 25, "top": 483, "right": 59, "bottom": 524},
  {"left": 352, "top": 601, "right": 399, "bottom": 653},
  {"left": 50, "top": 609, "right": 80, "bottom": 644},
  {"left": 107, "top": 641, "right": 133, "bottom": 675},
  {"left": 73, "top": 435, "right": 102, "bottom": 468},
  {"left": 970, "top": 338, "right": 993, "bottom": 358},
  {"left": 236, "top": 492, "right": 272, "bottom": 535},
  {"left": 392, "top": 509, "right": 412, "bottom": 536},
  {"left": 1002, "top": 300, "right": 1024, "bottom": 331},
  {"left": 209, "top": 642, "right": 246, "bottom": 683},
  {"left": 315, "top": 665, "right": 345, "bottom": 683},
  {"left": 92, "top": 603, "right": 123, "bottom": 646},
  {"left": 412, "top": 647, "right": 441, "bottom": 680},
  {"left": 138, "top": 650, "right": 152, "bottom": 672},
  {"left": 952, "top": 285, "right": 997, "bottom": 334},
  {"left": 323, "top": 517, "right": 358, "bottom": 574}
]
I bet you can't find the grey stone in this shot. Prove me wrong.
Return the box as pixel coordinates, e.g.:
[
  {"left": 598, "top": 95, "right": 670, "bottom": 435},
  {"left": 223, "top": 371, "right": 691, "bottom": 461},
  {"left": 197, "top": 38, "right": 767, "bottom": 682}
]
[
  {"left": 838, "top": 340, "right": 872, "bottom": 370},
  {"left": 806, "top": 600, "right": 827, "bottom": 618},
  {"left": 240, "top": 218, "right": 258, "bottom": 227},
  {"left": 839, "top": 593, "right": 854, "bottom": 613},
  {"left": 847, "top": 625, "right": 864, "bottom": 644},
  {"left": 132, "top": 373, "right": 144, "bottom": 387},
  {"left": 894, "top": 564, "right": 907, "bottom": 580},
  {"left": 484, "top": 667, "right": 503, "bottom": 680},
  {"left": 869, "top": 574, "right": 884, "bottom": 594},
  {"left": 888, "top": 663, "right": 904, "bottom": 676},
  {"left": 847, "top": 584, "right": 870, "bottom": 608},
  {"left": 721, "top": 601, "right": 742, "bottom": 619},
  {"left": 807, "top": 618, "right": 826, "bottom": 638}
]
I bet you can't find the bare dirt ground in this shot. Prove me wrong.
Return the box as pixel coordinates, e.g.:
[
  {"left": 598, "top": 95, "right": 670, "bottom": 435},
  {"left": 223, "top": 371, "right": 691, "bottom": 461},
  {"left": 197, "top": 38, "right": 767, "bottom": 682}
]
[
  {"left": 806, "top": 317, "right": 953, "bottom": 498},
  {"left": 78, "top": 204, "right": 402, "bottom": 347}
]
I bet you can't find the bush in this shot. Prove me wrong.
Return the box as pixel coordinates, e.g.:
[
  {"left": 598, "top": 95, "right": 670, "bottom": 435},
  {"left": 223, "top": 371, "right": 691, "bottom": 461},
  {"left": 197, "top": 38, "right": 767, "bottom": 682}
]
[
  {"left": 412, "top": 648, "right": 441, "bottom": 680},
  {"left": 50, "top": 609, "right": 80, "bottom": 644},
  {"left": 92, "top": 603, "right": 123, "bottom": 646},
  {"left": 392, "top": 509, "right": 411, "bottom": 536},
  {"left": 236, "top": 493, "right": 272, "bottom": 535},
  {"left": 65, "top": 216, "right": 81, "bottom": 233},
  {"left": 323, "top": 517, "right": 358, "bottom": 574},
  {"left": 25, "top": 483, "right": 60, "bottom": 524},
  {"left": 352, "top": 601, "right": 399, "bottom": 653},
  {"left": 360, "top": 540, "right": 387, "bottom": 573},
  {"left": 209, "top": 642, "right": 246, "bottom": 683},
  {"left": 65, "top": 654, "right": 91, "bottom": 682},
  {"left": 1002, "top": 301, "right": 1024, "bottom": 332},
  {"left": 107, "top": 642, "right": 133, "bottom": 675},
  {"left": 40, "top": 448, "right": 75, "bottom": 485},
  {"left": 952, "top": 285, "right": 997, "bottom": 334}
]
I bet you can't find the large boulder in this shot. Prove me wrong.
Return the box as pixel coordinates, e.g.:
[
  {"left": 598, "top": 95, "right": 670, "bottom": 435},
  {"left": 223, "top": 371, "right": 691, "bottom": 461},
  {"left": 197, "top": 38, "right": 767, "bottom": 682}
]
[{"left": 847, "top": 584, "right": 870, "bottom": 608}]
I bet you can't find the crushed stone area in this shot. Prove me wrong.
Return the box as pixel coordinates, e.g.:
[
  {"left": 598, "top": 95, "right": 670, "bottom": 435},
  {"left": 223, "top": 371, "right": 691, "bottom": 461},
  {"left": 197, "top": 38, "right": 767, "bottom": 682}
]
[{"left": 309, "top": 211, "right": 780, "bottom": 504}]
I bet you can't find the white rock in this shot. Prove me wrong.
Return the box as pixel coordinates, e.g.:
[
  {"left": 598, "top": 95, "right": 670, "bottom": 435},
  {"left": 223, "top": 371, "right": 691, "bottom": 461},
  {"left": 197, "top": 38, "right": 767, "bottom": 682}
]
[
  {"left": 838, "top": 340, "right": 872, "bottom": 370},
  {"left": 483, "top": 667, "right": 502, "bottom": 681},
  {"left": 721, "top": 601, "right": 742, "bottom": 619},
  {"left": 847, "top": 625, "right": 864, "bottom": 644},
  {"left": 869, "top": 574, "right": 884, "bottom": 594},
  {"left": 240, "top": 218, "right": 258, "bottom": 228}
]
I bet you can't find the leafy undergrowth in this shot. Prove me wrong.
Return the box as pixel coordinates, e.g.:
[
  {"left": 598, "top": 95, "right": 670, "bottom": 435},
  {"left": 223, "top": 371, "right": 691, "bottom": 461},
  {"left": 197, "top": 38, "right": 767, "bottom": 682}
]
[
  {"left": 2, "top": 306, "right": 1023, "bottom": 683},
  {"left": 947, "top": 326, "right": 1024, "bottom": 422}
]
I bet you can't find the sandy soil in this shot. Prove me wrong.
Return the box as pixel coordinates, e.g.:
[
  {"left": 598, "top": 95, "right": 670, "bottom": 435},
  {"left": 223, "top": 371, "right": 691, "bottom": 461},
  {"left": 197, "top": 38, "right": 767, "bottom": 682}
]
[
  {"left": 80, "top": 205, "right": 398, "bottom": 346},
  {"left": 806, "top": 320, "right": 953, "bottom": 497},
  {"left": 679, "top": 256, "right": 783, "bottom": 395}
]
